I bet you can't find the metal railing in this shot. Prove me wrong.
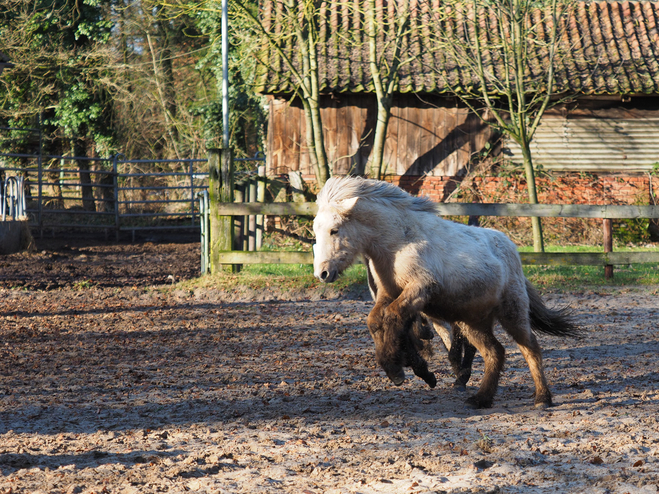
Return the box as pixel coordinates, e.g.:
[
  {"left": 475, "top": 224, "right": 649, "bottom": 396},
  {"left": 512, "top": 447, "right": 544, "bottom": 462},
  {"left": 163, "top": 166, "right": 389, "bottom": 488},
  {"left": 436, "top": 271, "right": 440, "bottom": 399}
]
[
  {"left": 114, "top": 155, "right": 209, "bottom": 238},
  {"left": 0, "top": 152, "right": 265, "bottom": 239},
  {"left": 197, "top": 190, "right": 210, "bottom": 274},
  {"left": 1, "top": 175, "right": 26, "bottom": 221}
]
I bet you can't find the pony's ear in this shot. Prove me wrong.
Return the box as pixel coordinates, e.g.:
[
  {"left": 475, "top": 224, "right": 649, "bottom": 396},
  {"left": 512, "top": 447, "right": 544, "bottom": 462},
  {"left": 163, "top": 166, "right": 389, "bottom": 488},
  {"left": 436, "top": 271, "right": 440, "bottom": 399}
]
[{"left": 336, "top": 197, "right": 359, "bottom": 217}]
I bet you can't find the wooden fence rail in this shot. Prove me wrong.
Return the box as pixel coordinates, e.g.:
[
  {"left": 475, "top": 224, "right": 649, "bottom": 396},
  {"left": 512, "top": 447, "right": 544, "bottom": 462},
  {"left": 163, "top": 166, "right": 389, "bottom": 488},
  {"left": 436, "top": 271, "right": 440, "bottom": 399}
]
[
  {"left": 212, "top": 202, "right": 659, "bottom": 272},
  {"left": 214, "top": 202, "right": 659, "bottom": 219}
]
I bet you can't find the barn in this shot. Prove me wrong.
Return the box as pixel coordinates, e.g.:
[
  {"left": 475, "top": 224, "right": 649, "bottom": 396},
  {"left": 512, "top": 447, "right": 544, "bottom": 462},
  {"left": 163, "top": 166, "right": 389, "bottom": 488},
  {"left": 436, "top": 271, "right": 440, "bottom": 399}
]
[{"left": 255, "top": 1, "right": 659, "bottom": 207}]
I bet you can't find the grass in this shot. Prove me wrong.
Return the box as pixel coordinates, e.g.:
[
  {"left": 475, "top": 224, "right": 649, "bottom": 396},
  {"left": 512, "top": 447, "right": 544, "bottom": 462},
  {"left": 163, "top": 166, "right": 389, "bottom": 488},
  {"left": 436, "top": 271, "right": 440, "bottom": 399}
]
[
  {"left": 524, "top": 264, "right": 659, "bottom": 291},
  {"left": 520, "top": 244, "right": 659, "bottom": 290},
  {"left": 180, "top": 244, "right": 659, "bottom": 294},
  {"left": 179, "top": 263, "right": 369, "bottom": 294}
]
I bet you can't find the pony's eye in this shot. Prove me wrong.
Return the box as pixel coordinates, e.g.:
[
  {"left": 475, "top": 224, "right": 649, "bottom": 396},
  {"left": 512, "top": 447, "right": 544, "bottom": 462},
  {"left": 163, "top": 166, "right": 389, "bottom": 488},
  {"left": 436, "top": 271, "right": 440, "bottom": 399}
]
[{"left": 330, "top": 229, "right": 338, "bottom": 236}]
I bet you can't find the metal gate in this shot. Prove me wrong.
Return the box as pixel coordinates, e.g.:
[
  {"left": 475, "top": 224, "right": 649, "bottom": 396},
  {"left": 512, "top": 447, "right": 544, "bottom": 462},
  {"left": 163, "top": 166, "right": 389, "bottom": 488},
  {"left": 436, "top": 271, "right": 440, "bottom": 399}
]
[{"left": 0, "top": 151, "right": 265, "bottom": 239}]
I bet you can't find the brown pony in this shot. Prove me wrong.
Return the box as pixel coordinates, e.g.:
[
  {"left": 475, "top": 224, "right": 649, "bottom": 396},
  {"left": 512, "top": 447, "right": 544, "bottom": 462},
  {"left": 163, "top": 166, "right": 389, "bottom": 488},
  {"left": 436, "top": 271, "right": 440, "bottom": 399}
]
[{"left": 367, "top": 260, "right": 477, "bottom": 390}]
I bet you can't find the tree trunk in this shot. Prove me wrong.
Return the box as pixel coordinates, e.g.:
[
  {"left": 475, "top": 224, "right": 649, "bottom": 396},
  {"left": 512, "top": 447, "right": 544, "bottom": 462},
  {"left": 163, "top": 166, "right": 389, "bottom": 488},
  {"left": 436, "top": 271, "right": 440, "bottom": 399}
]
[
  {"left": 308, "top": 99, "right": 329, "bottom": 186},
  {"left": 301, "top": 98, "right": 328, "bottom": 187},
  {"left": 95, "top": 162, "right": 114, "bottom": 213},
  {"left": 73, "top": 138, "right": 96, "bottom": 212},
  {"left": 300, "top": 5, "right": 329, "bottom": 187},
  {"left": 369, "top": 95, "right": 392, "bottom": 179},
  {"left": 520, "top": 142, "right": 544, "bottom": 252}
]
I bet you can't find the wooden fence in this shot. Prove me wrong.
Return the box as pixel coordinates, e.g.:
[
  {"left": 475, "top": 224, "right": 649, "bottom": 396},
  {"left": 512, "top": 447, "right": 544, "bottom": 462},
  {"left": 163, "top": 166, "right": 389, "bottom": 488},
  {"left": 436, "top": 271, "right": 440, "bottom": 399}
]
[{"left": 210, "top": 201, "right": 659, "bottom": 277}]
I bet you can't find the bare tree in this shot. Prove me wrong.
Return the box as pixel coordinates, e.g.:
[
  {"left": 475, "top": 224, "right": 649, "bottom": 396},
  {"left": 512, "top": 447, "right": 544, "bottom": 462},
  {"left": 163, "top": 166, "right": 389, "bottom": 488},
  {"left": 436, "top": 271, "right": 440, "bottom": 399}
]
[
  {"left": 233, "top": 0, "right": 331, "bottom": 186},
  {"left": 431, "top": 0, "right": 573, "bottom": 252},
  {"left": 107, "top": 0, "right": 221, "bottom": 162},
  {"left": 364, "top": 0, "right": 412, "bottom": 180}
]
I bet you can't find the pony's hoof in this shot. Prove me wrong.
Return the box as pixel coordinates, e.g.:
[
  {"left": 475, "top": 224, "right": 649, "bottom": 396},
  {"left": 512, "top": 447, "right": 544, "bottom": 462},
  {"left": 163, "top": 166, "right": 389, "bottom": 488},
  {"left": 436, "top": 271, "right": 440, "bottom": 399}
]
[
  {"left": 534, "top": 391, "right": 553, "bottom": 409},
  {"left": 534, "top": 397, "right": 553, "bottom": 409},
  {"left": 465, "top": 395, "right": 493, "bottom": 409},
  {"left": 456, "top": 371, "right": 471, "bottom": 387},
  {"left": 422, "top": 372, "right": 437, "bottom": 388},
  {"left": 452, "top": 382, "right": 467, "bottom": 392},
  {"left": 387, "top": 369, "right": 406, "bottom": 386}
]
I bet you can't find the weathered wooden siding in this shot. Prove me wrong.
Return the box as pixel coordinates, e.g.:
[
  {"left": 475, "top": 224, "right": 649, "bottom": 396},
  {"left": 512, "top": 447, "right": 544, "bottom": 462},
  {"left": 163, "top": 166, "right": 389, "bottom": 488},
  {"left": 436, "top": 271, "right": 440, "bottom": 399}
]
[{"left": 266, "top": 94, "right": 492, "bottom": 180}]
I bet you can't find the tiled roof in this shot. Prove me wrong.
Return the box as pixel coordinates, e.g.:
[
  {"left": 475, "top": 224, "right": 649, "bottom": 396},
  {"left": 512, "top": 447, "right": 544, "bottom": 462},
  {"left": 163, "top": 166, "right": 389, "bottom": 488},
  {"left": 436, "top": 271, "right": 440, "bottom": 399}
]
[{"left": 255, "top": 1, "right": 659, "bottom": 96}]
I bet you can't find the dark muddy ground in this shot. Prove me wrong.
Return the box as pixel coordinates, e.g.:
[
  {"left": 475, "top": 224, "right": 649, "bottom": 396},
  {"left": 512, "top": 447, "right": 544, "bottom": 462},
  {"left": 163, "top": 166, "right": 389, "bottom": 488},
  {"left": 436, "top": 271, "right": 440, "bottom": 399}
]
[{"left": 0, "top": 233, "right": 200, "bottom": 290}]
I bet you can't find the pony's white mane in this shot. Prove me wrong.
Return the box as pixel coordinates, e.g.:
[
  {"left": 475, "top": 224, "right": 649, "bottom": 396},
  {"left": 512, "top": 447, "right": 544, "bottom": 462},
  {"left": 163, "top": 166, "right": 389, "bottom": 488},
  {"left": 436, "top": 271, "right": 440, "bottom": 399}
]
[{"left": 317, "top": 176, "right": 437, "bottom": 213}]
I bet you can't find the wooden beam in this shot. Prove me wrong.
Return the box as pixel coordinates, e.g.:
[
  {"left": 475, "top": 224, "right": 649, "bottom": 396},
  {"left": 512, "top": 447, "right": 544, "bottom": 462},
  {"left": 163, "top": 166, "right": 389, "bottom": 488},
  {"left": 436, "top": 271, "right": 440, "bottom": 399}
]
[
  {"left": 214, "top": 202, "right": 318, "bottom": 216},
  {"left": 212, "top": 202, "right": 659, "bottom": 219},
  {"left": 603, "top": 219, "right": 614, "bottom": 279},
  {"left": 520, "top": 251, "right": 659, "bottom": 266},
  {"left": 208, "top": 148, "right": 236, "bottom": 273},
  {"left": 217, "top": 251, "right": 314, "bottom": 264},
  {"left": 434, "top": 203, "right": 659, "bottom": 219},
  {"left": 216, "top": 250, "right": 659, "bottom": 266}
]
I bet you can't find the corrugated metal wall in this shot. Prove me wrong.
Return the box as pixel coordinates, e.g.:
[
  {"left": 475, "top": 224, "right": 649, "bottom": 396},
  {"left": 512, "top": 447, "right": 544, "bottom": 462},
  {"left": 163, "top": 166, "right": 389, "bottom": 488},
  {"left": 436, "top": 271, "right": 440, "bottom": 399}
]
[{"left": 503, "top": 117, "right": 659, "bottom": 172}]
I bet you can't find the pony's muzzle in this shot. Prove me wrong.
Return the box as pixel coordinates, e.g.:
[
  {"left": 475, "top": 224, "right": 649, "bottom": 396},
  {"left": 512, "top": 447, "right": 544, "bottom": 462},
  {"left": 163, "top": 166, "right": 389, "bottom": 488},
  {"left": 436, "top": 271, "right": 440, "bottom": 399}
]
[
  {"left": 313, "top": 246, "right": 338, "bottom": 283},
  {"left": 317, "top": 268, "right": 337, "bottom": 283}
]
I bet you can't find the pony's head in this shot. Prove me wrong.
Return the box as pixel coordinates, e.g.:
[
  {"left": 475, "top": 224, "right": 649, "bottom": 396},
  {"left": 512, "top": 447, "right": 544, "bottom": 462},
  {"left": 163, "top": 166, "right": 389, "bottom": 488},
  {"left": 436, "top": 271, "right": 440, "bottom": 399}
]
[
  {"left": 313, "top": 175, "right": 437, "bottom": 282},
  {"left": 313, "top": 177, "right": 362, "bottom": 283}
]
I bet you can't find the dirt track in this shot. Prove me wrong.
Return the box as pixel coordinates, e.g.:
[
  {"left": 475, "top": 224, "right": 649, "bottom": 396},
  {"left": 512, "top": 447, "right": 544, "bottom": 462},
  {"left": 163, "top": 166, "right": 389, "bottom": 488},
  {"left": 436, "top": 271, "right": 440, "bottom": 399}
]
[{"left": 1, "top": 238, "right": 659, "bottom": 493}]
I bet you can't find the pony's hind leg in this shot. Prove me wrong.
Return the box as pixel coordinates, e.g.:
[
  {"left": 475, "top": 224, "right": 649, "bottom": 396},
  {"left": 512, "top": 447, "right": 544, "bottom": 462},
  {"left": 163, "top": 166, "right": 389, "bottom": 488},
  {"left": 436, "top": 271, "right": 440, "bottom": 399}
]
[
  {"left": 431, "top": 320, "right": 477, "bottom": 391},
  {"left": 452, "top": 323, "right": 477, "bottom": 390},
  {"left": 498, "top": 301, "right": 552, "bottom": 409},
  {"left": 508, "top": 330, "right": 552, "bottom": 408},
  {"left": 519, "top": 333, "right": 552, "bottom": 408},
  {"left": 460, "top": 318, "right": 505, "bottom": 409}
]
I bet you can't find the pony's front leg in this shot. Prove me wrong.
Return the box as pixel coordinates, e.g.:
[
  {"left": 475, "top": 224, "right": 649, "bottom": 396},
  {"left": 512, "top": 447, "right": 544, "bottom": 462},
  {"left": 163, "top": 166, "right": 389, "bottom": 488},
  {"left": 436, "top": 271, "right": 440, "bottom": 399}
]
[
  {"left": 368, "top": 300, "right": 436, "bottom": 388},
  {"left": 382, "top": 284, "right": 431, "bottom": 345},
  {"left": 367, "top": 296, "right": 408, "bottom": 386},
  {"left": 370, "top": 285, "right": 435, "bottom": 387},
  {"left": 402, "top": 329, "right": 437, "bottom": 388}
]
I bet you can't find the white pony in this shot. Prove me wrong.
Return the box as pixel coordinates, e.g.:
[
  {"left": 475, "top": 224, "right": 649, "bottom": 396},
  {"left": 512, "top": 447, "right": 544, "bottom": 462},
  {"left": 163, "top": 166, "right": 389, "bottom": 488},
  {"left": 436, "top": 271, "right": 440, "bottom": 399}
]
[{"left": 313, "top": 176, "right": 579, "bottom": 409}]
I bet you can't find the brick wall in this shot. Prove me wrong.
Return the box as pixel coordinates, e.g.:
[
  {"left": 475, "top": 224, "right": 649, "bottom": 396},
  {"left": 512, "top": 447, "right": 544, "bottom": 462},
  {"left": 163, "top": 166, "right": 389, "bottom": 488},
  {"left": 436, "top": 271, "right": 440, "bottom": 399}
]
[
  {"left": 276, "top": 172, "right": 659, "bottom": 243},
  {"left": 299, "top": 172, "right": 659, "bottom": 205},
  {"left": 384, "top": 174, "right": 659, "bottom": 244},
  {"left": 384, "top": 174, "right": 659, "bottom": 206}
]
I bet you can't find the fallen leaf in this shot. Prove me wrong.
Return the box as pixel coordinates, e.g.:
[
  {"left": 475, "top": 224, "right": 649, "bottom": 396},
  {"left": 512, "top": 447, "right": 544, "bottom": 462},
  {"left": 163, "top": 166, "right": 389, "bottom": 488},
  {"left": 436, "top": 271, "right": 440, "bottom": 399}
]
[{"left": 633, "top": 460, "right": 643, "bottom": 467}]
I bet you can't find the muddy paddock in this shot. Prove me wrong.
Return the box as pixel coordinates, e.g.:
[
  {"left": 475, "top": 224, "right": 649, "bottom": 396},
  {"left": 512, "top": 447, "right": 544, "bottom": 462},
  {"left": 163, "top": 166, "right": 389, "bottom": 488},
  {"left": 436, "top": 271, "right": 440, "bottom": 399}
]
[{"left": 1, "top": 236, "right": 659, "bottom": 493}]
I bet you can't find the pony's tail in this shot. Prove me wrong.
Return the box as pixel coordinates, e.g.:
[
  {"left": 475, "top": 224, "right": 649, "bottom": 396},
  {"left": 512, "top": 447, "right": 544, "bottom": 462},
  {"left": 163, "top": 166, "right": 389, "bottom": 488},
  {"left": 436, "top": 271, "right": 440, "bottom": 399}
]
[{"left": 526, "top": 279, "right": 582, "bottom": 337}]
